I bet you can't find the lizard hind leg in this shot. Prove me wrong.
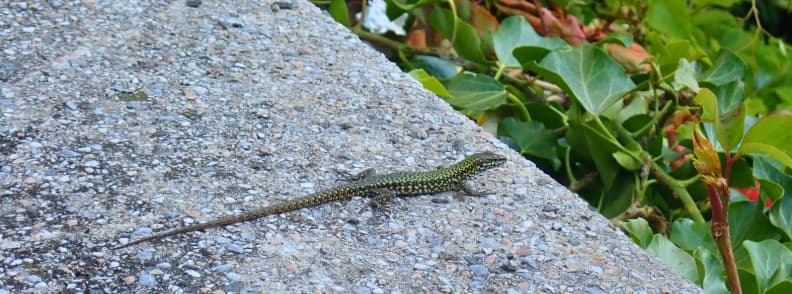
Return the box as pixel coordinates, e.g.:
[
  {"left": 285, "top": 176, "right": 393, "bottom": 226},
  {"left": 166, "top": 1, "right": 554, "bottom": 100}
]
[{"left": 367, "top": 188, "right": 397, "bottom": 215}]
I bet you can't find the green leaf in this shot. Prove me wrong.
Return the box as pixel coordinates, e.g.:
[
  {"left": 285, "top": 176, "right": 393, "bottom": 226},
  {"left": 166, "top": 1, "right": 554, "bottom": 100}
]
[
  {"left": 656, "top": 39, "right": 692, "bottom": 74},
  {"left": 493, "top": 16, "right": 568, "bottom": 68},
  {"left": 569, "top": 119, "right": 620, "bottom": 190},
  {"left": 698, "top": 50, "right": 746, "bottom": 87},
  {"left": 497, "top": 118, "right": 560, "bottom": 169},
  {"left": 738, "top": 114, "right": 792, "bottom": 168},
  {"left": 411, "top": 55, "right": 460, "bottom": 80},
  {"left": 670, "top": 218, "right": 717, "bottom": 253},
  {"left": 744, "top": 239, "right": 792, "bottom": 294},
  {"left": 615, "top": 96, "right": 648, "bottom": 125},
  {"left": 623, "top": 115, "right": 654, "bottom": 138},
  {"left": 694, "top": 248, "right": 729, "bottom": 294},
  {"left": 526, "top": 44, "right": 636, "bottom": 115},
  {"left": 714, "top": 80, "right": 745, "bottom": 116},
  {"left": 454, "top": 19, "right": 488, "bottom": 64},
  {"left": 598, "top": 31, "right": 633, "bottom": 47},
  {"left": 692, "top": 0, "right": 742, "bottom": 7},
  {"left": 720, "top": 104, "right": 745, "bottom": 152},
  {"left": 646, "top": 234, "right": 699, "bottom": 282},
  {"left": 429, "top": 7, "right": 455, "bottom": 40},
  {"left": 390, "top": 0, "right": 445, "bottom": 11},
  {"left": 695, "top": 88, "right": 719, "bottom": 122},
  {"left": 768, "top": 281, "right": 792, "bottom": 294},
  {"left": 619, "top": 218, "right": 653, "bottom": 248},
  {"left": 695, "top": 88, "right": 743, "bottom": 152},
  {"left": 444, "top": 72, "right": 507, "bottom": 112},
  {"left": 645, "top": 0, "right": 691, "bottom": 40},
  {"left": 600, "top": 173, "right": 636, "bottom": 218},
  {"left": 327, "top": 0, "right": 350, "bottom": 27},
  {"left": 726, "top": 157, "right": 754, "bottom": 188},
  {"left": 774, "top": 85, "right": 792, "bottom": 103},
  {"left": 612, "top": 151, "right": 641, "bottom": 170},
  {"left": 770, "top": 194, "right": 792, "bottom": 242},
  {"left": 754, "top": 156, "right": 792, "bottom": 241},
  {"left": 673, "top": 58, "right": 701, "bottom": 92},
  {"left": 729, "top": 201, "right": 779, "bottom": 249},
  {"left": 409, "top": 69, "right": 450, "bottom": 98},
  {"left": 524, "top": 102, "right": 565, "bottom": 129},
  {"left": 513, "top": 46, "right": 554, "bottom": 65},
  {"left": 758, "top": 178, "right": 783, "bottom": 206}
]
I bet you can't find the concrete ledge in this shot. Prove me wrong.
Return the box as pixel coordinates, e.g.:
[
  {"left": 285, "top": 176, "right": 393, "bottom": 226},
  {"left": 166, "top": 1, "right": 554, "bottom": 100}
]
[{"left": 0, "top": 0, "right": 700, "bottom": 292}]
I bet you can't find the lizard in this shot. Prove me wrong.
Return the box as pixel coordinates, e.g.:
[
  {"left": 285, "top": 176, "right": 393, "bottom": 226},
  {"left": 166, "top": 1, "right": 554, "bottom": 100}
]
[{"left": 111, "top": 152, "right": 506, "bottom": 250}]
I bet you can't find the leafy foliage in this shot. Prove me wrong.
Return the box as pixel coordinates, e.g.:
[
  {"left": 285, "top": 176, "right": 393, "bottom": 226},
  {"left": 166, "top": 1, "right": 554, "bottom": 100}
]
[{"left": 319, "top": 0, "right": 792, "bottom": 292}]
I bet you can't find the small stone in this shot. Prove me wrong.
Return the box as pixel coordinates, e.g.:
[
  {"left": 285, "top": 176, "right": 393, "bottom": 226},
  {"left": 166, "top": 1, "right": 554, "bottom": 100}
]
[
  {"left": 185, "top": 0, "right": 201, "bottom": 7},
  {"left": 65, "top": 101, "right": 79, "bottom": 110},
  {"left": 192, "top": 86, "right": 208, "bottom": 95},
  {"left": 137, "top": 250, "right": 154, "bottom": 261},
  {"left": 212, "top": 264, "right": 234, "bottom": 272},
  {"left": 137, "top": 273, "right": 157, "bottom": 287},
  {"left": 514, "top": 246, "right": 531, "bottom": 257},
  {"left": 226, "top": 272, "right": 242, "bottom": 281},
  {"left": 25, "top": 274, "right": 42, "bottom": 283},
  {"left": 469, "top": 264, "right": 489, "bottom": 277},
  {"left": 479, "top": 237, "right": 501, "bottom": 249},
  {"left": 226, "top": 243, "right": 245, "bottom": 254},
  {"left": 184, "top": 269, "right": 201, "bottom": 278},
  {"left": 61, "top": 148, "right": 80, "bottom": 157},
  {"left": 413, "top": 263, "right": 430, "bottom": 270}
]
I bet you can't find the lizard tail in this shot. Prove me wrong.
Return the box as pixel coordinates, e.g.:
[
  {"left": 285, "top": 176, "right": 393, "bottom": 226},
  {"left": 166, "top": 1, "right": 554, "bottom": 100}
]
[{"left": 111, "top": 187, "right": 359, "bottom": 250}]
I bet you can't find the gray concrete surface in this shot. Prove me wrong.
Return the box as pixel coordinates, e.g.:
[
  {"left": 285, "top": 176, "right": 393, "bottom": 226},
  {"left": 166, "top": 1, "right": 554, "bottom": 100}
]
[{"left": 0, "top": 0, "right": 701, "bottom": 292}]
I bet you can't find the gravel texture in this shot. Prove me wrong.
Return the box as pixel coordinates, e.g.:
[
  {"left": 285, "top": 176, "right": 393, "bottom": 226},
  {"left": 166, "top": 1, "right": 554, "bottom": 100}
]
[{"left": 0, "top": 0, "right": 701, "bottom": 293}]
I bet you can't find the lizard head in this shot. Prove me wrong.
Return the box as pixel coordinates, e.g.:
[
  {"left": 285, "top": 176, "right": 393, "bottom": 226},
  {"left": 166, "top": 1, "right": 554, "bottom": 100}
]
[{"left": 465, "top": 152, "right": 506, "bottom": 172}]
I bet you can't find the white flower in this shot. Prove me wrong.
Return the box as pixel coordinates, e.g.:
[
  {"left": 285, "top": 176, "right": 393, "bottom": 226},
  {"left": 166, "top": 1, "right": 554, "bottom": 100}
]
[{"left": 355, "top": 0, "right": 408, "bottom": 36}]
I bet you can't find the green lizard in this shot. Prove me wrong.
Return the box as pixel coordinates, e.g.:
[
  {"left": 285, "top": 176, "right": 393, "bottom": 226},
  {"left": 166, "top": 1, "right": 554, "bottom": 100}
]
[{"left": 112, "top": 152, "right": 506, "bottom": 249}]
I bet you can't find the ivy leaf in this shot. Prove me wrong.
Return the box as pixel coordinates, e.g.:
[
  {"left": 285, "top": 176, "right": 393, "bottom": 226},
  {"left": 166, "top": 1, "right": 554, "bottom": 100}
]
[
  {"left": 619, "top": 218, "right": 653, "bottom": 248},
  {"left": 429, "top": 7, "right": 455, "bottom": 41},
  {"left": 743, "top": 240, "right": 792, "bottom": 293},
  {"left": 598, "top": 31, "right": 634, "bottom": 47},
  {"left": 409, "top": 69, "right": 450, "bottom": 98},
  {"left": 497, "top": 118, "right": 560, "bottom": 169},
  {"left": 410, "top": 55, "right": 460, "bottom": 79},
  {"left": 526, "top": 44, "right": 636, "bottom": 115},
  {"left": 327, "top": 0, "right": 350, "bottom": 27},
  {"left": 729, "top": 201, "right": 778, "bottom": 250},
  {"left": 494, "top": 16, "right": 568, "bottom": 68},
  {"left": 694, "top": 248, "right": 729, "bottom": 294},
  {"left": 698, "top": 50, "right": 746, "bottom": 87},
  {"left": 444, "top": 72, "right": 507, "bottom": 112},
  {"left": 646, "top": 234, "right": 699, "bottom": 282},
  {"left": 670, "top": 218, "right": 717, "bottom": 253},
  {"left": 645, "top": 0, "right": 691, "bottom": 39},
  {"left": 738, "top": 114, "right": 792, "bottom": 168},
  {"left": 754, "top": 156, "right": 792, "bottom": 241},
  {"left": 715, "top": 80, "right": 745, "bottom": 116},
  {"left": 692, "top": 0, "right": 742, "bottom": 7},
  {"left": 454, "top": 19, "right": 488, "bottom": 65},
  {"left": 673, "top": 58, "right": 700, "bottom": 92},
  {"left": 389, "top": 0, "right": 445, "bottom": 11}
]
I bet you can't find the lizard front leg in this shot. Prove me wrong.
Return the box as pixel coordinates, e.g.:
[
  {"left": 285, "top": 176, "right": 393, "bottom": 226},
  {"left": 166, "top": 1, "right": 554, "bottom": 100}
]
[{"left": 461, "top": 182, "right": 493, "bottom": 196}]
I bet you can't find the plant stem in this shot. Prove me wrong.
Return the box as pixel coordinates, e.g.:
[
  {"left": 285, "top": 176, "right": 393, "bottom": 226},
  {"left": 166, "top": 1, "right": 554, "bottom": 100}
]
[
  {"left": 650, "top": 162, "right": 705, "bottom": 223},
  {"left": 506, "top": 94, "right": 531, "bottom": 121},
  {"left": 708, "top": 185, "right": 742, "bottom": 294}
]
